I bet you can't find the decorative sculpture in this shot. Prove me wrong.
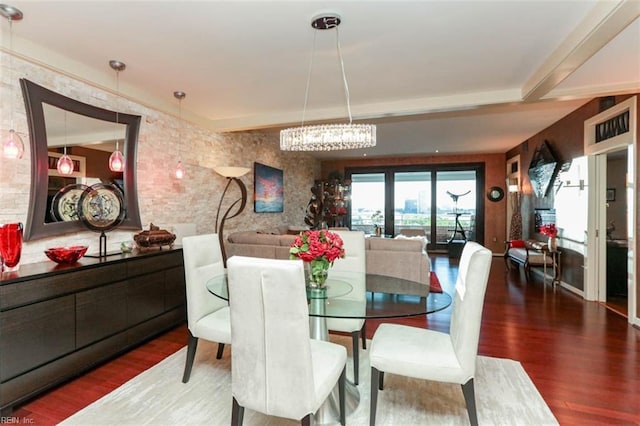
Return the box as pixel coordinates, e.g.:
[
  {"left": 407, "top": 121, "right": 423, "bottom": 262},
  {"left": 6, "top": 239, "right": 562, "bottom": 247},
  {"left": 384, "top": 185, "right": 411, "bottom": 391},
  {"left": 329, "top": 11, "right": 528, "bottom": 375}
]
[{"left": 304, "top": 185, "right": 324, "bottom": 229}]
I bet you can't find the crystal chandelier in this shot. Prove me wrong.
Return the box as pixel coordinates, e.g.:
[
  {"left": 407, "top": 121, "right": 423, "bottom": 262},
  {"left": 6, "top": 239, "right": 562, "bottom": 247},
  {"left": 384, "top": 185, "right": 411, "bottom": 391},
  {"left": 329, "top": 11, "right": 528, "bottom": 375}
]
[{"left": 280, "top": 14, "right": 376, "bottom": 152}]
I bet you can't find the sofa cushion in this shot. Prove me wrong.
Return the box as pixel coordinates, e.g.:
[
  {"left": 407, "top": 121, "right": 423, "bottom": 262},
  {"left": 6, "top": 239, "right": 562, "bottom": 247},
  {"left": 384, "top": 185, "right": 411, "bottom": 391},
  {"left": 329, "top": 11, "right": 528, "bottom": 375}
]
[
  {"left": 225, "top": 243, "right": 277, "bottom": 259},
  {"left": 277, "top": 225, "right": 291, "bottom": 235},
  {"left": 278, "top": 234, "right": 298, "bottom": 247},
  {"left": 394, "top": 234, "right": 428, "bottom": 252},
  {"left": 368, "top": 237, "right": 422, "bottom": 252},
  {"left": 228, "top": 231, "right": 279, "bottom": 245},
  {"left": 275, "top": 246, "right": 292, "bottom": 260},
  {"left": 257, "top": 228, "right": 280, "bottom": 235}
]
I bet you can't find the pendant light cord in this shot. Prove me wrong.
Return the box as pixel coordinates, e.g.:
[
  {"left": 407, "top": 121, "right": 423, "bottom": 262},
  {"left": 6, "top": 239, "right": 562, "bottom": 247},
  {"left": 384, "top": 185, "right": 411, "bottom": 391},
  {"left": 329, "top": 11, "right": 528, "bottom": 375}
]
[
  {"left": 300, "top": 24, "right": 354, "bottom": 127},
  {"left": 301, "top": 30, "right": 317, "bottom": 127},
  {"left": 114, "top": 68, "right": 120, "bottom": 151},
  {"left": 335, "top": 26, "right": 353, "bottom": 125},
  {"left": 63, "top": 111, "right": 67, "bottom": 155},
  {"left": 8, "top": 19, "right": 15, "bottom": 129}
]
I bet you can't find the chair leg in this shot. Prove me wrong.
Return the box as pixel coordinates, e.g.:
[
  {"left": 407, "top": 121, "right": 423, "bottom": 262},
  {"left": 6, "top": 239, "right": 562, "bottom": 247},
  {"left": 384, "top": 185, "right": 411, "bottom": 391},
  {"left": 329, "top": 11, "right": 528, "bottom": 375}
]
[
  {"left": 351, "top": 331, "right": 360, "bottom": 385},
  {"left": 181, "top": 332, "right": 198, "bottom": 383},
  {"left": 301, "top": 414, "right": 312, "bottom": 426},
  {"left": 361, "top": 322, "right": 367, "bottom": 350},
  {"left": 339, "top": 366, "right": 346, "bottom": 426},
  {"left": 370, "top": 367, "right": 380, "bottom": 426},
  {"left": 216, "top": 342, "right": 225, "bottom": 359},
  {"left": 378, "top": 371, "right": 384, "bottom": 390},
  {"left": 231, "top": 397, "right": 244, "bottom": 426},
  {"left": 461, "top": 379, "right": 478, "bottom": 426}
]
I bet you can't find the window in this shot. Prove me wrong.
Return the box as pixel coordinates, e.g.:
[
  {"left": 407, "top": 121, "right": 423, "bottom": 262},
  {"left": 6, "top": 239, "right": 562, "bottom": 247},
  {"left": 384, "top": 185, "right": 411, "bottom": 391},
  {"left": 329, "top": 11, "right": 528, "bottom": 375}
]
[{"left": 347, "top": 164, "right": 484, "bottom": 250}]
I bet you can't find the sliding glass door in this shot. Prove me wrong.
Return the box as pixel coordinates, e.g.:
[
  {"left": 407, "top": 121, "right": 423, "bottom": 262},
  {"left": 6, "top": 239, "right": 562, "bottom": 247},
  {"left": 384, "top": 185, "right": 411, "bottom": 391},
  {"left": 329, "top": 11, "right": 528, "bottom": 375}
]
[
  {"left": 394, "top": 171, "right": 432, "bottom": 242},
  {"left": 435, "top": 170, "right": 477, "bottom": 246},
  {"left": 347, "top": 164, "right": 483, "bottom": 250},
  {"left": 350, "top": 173, "right": 386, "bottom": 234}
]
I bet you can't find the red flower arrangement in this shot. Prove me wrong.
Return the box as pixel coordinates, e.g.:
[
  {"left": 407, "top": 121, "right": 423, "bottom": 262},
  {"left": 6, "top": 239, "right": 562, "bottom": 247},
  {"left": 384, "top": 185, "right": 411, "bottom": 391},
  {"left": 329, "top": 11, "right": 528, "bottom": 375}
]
[
  {"left": 290, "top": 230, "right": 345, "bottom": 285},
  {"left": 290, "top": 230, "right": 345, "bottom": 263},
  {"left": 539, "top": 223, "right": 558, "bottom": 238}
]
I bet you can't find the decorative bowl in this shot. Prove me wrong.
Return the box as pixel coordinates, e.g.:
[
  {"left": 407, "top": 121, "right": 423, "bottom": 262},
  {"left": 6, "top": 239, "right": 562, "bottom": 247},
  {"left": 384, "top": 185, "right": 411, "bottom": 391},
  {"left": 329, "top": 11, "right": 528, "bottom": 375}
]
[{"left": 44, "top": 246, "right": 88, "bottom": 264}]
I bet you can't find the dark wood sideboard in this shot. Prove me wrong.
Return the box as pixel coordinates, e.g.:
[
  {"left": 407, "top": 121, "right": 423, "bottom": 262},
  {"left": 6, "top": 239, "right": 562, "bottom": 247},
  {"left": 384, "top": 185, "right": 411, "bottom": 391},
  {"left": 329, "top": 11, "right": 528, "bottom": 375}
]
[{"left": 0, "top": 248, "right": 186, "bottom": 414}]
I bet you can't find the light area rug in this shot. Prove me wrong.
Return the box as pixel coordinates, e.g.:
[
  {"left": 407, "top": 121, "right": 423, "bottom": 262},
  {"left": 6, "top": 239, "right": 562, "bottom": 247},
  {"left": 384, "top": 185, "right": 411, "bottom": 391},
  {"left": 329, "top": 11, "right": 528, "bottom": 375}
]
[{"left": 60, "top": 335, "right": 558, "bottom": 426}]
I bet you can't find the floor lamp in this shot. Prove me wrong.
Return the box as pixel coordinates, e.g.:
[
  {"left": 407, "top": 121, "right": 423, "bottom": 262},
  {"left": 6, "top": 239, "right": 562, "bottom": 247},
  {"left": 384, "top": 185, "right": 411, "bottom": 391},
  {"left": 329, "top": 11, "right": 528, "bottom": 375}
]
[{"left": 214, "top": 166, "right": 250, "bottom": 266}]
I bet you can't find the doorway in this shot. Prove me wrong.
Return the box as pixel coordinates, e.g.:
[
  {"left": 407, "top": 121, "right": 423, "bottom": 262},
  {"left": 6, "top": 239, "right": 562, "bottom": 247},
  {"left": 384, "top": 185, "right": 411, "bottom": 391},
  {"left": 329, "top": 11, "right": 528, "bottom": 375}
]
[
  {"left": 584, "top": 96, "right": 637, "bottom": 325},
  {"left": 604, "top": 149, "right": 629, "bottom": 316}
]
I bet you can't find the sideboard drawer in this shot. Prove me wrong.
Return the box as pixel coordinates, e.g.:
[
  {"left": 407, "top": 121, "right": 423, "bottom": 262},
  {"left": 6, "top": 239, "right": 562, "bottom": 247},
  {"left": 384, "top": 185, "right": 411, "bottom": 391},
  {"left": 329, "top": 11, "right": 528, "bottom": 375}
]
[{"left": 0, "top": 295, "right": 75, "bottom": 382}]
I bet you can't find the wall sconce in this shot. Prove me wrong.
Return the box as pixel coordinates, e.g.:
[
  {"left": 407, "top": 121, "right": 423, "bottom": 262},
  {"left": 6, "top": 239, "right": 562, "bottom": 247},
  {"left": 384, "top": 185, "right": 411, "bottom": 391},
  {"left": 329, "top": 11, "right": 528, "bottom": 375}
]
[
  {"left": 214, "top": 166, "right": 250, "bottom": 266},
  {"left": 563, "top": 179, "right": 586, "bottom": 190}
]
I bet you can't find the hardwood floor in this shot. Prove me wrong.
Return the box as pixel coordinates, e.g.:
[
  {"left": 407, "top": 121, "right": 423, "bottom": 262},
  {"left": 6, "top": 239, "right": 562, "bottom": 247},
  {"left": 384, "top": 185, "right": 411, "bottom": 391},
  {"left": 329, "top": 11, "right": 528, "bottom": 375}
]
[{"left": 10, "top": 254, "right": 640, "bottom": 425}]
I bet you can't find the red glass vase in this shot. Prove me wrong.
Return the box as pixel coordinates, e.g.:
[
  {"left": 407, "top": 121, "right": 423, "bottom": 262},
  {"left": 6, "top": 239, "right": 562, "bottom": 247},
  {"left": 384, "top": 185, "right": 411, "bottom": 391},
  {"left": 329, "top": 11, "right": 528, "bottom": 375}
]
[{"left": 0, "top": 222, "right": 23, "bottom": 271}]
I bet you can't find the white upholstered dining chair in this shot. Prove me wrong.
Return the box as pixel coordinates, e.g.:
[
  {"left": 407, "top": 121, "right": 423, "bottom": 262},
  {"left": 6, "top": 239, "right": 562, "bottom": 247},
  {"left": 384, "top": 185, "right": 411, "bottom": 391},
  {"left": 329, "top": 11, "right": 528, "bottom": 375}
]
[
  {"left": 369, "top": 241, "right": 492, "bottom": 426},
  {"left": 181, "top": 233, "right": 231, "bottom": 383},
  {"left": 326, "top": 230, "right": 367, "bottom": 385},
  {"left": 227, "top": 256, "right": 347, "bottom": 425}
]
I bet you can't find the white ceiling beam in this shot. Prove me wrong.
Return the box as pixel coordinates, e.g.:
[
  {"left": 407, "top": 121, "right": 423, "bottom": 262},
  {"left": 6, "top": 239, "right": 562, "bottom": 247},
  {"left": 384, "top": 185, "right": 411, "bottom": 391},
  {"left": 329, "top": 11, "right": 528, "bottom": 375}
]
[{"left": 522, "top": 0, "right": 640, "bottom": 102}]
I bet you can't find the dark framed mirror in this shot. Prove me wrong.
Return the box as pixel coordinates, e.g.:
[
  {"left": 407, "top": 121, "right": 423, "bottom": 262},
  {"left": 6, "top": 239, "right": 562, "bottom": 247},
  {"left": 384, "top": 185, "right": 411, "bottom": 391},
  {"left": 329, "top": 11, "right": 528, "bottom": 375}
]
[{"left": 20, "top": 79, "right": 142, "bottom": 241}]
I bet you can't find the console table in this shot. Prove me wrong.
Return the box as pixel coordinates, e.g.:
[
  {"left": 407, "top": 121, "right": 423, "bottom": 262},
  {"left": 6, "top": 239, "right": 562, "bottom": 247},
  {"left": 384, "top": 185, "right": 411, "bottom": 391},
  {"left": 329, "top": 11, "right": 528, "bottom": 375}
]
[{"left": 0, "top": 248, "right": 186, "bottom": 415}]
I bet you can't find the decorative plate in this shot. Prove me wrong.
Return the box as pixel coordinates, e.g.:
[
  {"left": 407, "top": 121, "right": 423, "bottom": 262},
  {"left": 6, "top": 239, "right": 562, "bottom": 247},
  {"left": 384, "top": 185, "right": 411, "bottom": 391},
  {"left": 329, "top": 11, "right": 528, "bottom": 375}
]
[
  {"left": 51, "top": 183, "right": 89, "bottom": 222},
  {"left": 487, "top": 186, "right": 505, "bottom": 202},
  {"left": 77, "top": 183, "right": 126, "bottom": 232}
]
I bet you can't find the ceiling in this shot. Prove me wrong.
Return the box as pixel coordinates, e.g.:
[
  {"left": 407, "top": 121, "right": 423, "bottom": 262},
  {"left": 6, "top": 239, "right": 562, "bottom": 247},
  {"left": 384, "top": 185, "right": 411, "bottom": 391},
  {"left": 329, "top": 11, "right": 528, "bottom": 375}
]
[{"left": 3, "top": 1, "right": 639, "bottom": 160}]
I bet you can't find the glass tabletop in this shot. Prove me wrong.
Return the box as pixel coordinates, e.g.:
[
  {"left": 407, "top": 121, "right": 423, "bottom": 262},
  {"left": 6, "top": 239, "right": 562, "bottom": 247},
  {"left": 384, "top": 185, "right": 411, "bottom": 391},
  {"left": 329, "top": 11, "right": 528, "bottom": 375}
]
[
  {"left": 205, "top": 274, "right": 353, "bottom": 300},
  {"left": 206, "top": 271, "right": 451, "bottom": 320}
]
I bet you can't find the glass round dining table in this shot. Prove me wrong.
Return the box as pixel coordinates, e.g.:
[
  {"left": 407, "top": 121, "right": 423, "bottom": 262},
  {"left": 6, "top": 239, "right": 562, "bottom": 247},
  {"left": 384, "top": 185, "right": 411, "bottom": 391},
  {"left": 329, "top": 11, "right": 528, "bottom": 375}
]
[
  {"left": 206, "top": 270, "right": 452, "bottom": 424},
  {"left": 205, "top": 271, "right": 452, "bottom": 322}
]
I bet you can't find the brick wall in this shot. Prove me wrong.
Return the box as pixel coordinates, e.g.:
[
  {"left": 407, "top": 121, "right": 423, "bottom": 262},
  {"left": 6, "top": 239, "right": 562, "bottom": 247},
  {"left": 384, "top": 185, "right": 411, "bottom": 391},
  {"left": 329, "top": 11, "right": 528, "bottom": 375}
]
[{"left": 0, "top": 52, "right": 319, "bottom": 264}]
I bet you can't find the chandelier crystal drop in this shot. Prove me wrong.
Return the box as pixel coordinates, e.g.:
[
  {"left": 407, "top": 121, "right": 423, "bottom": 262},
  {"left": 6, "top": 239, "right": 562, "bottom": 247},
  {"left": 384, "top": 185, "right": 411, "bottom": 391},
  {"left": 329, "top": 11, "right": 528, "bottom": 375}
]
[{"left": 280, "top": 13, "right": 376, "bottom": 152}]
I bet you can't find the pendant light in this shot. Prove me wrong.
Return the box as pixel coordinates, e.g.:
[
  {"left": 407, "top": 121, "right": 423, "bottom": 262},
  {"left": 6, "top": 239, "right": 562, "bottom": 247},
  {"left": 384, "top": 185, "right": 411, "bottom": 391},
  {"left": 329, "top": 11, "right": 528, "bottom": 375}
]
[
  {"left": 56, "top": 111, "right": 74, "bottom": 175},
  {"left": 1, "top": 4, "right": 25, "bottom": 160},
  {"left": 280, "top": 13, "right": 376, "bottom": 151},
  {"left": 108, "top": 60, "right": 125, "bottom": 172},
  {"left": 173, "top": 91, "right": 186, "bottom": 179}
]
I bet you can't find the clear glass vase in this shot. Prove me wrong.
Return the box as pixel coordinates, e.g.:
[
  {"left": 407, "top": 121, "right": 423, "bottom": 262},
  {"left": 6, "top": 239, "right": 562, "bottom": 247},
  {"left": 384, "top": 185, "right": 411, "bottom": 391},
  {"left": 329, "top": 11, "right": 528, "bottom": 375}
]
[{"left": 306, "top": 259, "right": 329, "bottom": 287}]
